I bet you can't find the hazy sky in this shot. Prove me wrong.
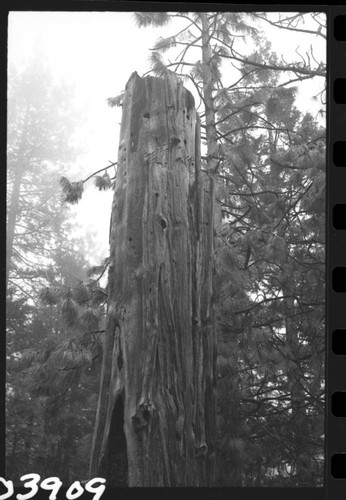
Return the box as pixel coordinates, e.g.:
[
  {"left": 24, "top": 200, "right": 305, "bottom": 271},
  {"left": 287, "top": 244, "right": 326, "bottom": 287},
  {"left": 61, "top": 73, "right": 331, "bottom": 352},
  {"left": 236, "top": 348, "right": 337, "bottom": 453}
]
[{"left": 8, "top": 11, "right": 326, "bottom": 264}]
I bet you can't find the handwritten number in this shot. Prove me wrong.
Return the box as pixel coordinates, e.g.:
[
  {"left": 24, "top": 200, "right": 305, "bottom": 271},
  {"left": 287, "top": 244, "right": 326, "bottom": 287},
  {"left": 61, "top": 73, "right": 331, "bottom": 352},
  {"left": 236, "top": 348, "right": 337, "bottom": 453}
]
[
  {"left": 40, "top": 477, "right": 62, "bottom": 500},
  {"left": 84, "top": 478, "right": 106, "bottom": 500},
  {"left": 65, "top": 481, "right": 84, "bottom": 499},
  {"left": 16, "top": 474, "right": 40, "bottom": 500},
  {"left": 0, "top": 478, "right": 14, "bottom": 500},
  {"left": 0, "top": 475, "right": 105, "bottom": 500}
]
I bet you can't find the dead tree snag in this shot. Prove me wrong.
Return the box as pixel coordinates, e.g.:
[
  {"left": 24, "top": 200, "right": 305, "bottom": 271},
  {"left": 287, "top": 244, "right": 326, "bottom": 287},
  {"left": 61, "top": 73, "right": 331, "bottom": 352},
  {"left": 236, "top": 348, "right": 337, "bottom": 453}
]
[{"left": 90, "top": 71, "right": 216, "bottom": 486}]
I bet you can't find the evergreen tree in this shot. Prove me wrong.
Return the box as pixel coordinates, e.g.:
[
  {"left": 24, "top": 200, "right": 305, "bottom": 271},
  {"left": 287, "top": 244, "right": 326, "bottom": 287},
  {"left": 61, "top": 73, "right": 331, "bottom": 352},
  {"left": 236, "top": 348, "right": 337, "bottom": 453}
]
[
  {"left": 7, "top": 54, "right": 81, "bottom": 296},
  {"left": 6, "top": 248, "right": 105, "bottom": 483},
  {"left": 213, "top": 46, "right": 325, "bottom": 485},
  {"left": 6, "top": 53, "right": 104, "bottom": 483}
]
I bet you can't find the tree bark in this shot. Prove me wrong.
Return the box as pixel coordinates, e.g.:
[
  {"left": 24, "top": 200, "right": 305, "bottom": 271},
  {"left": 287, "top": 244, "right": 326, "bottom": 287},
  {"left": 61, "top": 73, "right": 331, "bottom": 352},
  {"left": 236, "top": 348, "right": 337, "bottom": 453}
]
[
  {"left": 200, "top": 13, "right": 222, "bottom": 226},
  {"left": 90, "top": 72, "right": 216, "bottom": 486},
  {"left": 280, "top": 236, "right": 308, "bottom": 485}
]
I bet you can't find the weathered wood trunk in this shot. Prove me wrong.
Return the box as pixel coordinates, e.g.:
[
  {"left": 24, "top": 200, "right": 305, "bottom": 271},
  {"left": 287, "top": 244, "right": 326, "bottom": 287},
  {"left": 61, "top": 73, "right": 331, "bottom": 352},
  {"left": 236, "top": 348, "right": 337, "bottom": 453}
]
[{"left": 90, "top": 72, "right": 217, "bottom": 486}]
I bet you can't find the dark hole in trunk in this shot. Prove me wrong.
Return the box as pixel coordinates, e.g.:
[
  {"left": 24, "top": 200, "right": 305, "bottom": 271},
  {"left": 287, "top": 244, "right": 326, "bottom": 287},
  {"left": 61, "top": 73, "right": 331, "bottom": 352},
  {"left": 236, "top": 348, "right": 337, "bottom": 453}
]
[{"left": 105, "top": 393, "right": 128, "bottom": 487}]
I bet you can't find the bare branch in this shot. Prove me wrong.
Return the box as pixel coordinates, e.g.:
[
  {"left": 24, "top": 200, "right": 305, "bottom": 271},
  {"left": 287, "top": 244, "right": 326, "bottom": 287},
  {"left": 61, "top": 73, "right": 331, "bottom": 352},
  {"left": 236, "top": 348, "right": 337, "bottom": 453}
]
[{"left": 253, "top": 12, "right": 326, "bottom": 40}]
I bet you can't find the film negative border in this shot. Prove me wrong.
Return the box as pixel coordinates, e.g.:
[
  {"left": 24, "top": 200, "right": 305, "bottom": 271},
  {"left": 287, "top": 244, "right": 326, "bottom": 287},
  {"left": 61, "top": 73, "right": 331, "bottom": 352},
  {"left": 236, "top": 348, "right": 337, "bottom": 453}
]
[
  {"left": 328, "top": 6, "right": 346, "bottom": 500},
  {"left": 0, "top": 4, "right": 342, "bottom": 500}
]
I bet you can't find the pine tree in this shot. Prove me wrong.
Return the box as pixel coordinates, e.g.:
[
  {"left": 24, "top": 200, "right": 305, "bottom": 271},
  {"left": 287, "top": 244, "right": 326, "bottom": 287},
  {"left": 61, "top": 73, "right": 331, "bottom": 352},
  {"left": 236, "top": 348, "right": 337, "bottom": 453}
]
[
  {"left": 214, "top": 54, "right": 325, "bottom": 484},
  {"left": 6, "top": 53, "right": 104, "bottom": 483},
  {"left": 7, "top": 54, "right": 81, "bottom": 296}
]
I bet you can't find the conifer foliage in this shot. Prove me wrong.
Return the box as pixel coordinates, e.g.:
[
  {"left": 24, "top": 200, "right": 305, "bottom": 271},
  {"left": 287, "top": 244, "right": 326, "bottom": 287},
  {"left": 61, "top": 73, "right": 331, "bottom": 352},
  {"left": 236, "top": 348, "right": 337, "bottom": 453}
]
[{"left": 6, "top": 55, "right": 105, "bottom": 483}]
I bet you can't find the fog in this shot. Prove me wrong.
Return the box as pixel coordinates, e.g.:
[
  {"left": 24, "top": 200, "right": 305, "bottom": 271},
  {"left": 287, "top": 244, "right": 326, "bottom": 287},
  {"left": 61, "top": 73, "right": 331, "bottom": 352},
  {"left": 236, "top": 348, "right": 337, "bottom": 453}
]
[{"left": 8, "top": 10, "right": 326, "bottom": 264}]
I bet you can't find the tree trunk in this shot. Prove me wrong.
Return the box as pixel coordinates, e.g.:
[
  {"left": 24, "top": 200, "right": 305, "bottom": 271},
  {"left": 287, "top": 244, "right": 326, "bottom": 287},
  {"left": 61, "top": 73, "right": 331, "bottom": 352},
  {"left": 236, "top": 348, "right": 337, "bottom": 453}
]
[
  {"left": 200, "top": 13, "right": 221, "bottom": 228},
  {"left": 280, "top": 240, "right": 308, "bottom": 485},
  {"left": 283, "top": 293, "right": 308, "bottom": 484},
  {"left": 7, "top": 107, "right": 30, "bottom": 293},
  {"left": 90, "top": 72, "right": 216, "bottom": 486},
  {"left": 6, "top": 156, "right": 24, "bottom": 292}
]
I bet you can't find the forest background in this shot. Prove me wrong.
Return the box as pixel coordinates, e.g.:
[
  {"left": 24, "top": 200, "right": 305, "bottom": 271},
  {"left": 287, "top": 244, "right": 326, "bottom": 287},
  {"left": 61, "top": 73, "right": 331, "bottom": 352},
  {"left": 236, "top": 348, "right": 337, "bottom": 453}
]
[{"left": 6, "top": 10, "right": 326, "bottom": 487}]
